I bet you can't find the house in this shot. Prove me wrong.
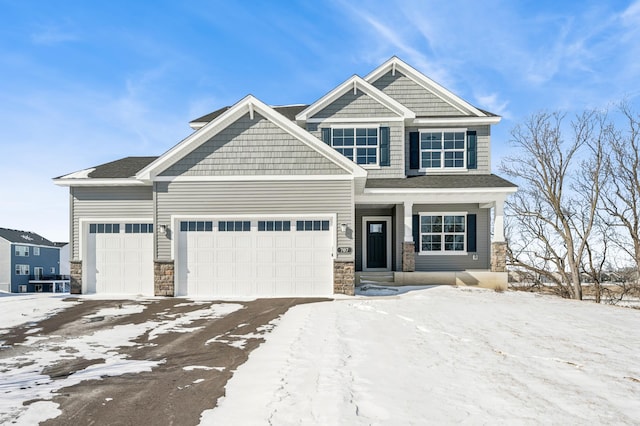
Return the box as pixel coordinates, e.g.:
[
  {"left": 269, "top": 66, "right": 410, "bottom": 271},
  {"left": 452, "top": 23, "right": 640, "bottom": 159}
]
[
  {"left": 0, "top": 228, "right": 65, "bottom": 293},
  {"left": 54, "top": 57, "right": 517, "bottom": 297}
]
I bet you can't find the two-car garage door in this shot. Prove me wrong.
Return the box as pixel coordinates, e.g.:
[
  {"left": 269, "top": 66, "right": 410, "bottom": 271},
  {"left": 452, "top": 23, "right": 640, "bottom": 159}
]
[{"left": 176, "top": 218, "right": 334, "bottom": 297}]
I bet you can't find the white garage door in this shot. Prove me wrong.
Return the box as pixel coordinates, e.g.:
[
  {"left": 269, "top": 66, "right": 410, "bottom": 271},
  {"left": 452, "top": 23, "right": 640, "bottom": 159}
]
[
  {"left": 85, "top": 223, "right": 154, "bottom": 295},
  {"left": 176, "top": 218, "right": 334, "bottom": 297}
]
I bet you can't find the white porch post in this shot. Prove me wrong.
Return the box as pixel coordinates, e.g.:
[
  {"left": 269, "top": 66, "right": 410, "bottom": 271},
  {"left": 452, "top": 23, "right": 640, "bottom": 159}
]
[
  {"left": 403, "top": 201, "right": 414, "bottom": 242},
  {"left": 493, "top": 197, "right": 505, "bottom": 242}
]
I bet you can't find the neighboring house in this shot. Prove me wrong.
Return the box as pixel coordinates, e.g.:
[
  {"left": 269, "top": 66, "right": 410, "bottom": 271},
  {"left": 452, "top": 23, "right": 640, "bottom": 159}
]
[
  {"left": 54, "top": 57, "right": 517, "bottom": 297},
  {"left": 0, "top": 228, "right": 62, "bottom": 293}
]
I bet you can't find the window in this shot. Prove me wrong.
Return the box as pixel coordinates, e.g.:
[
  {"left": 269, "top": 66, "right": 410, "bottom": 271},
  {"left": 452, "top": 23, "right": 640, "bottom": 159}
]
[
  {"left": 218, "top": 221, "right": 250, "bottom": 232},
  {"left": 33, "top": 247, "right": 40, "bottom": 256},
  {"left": 258, "top": 221, "right": 291, "bottom": 231},
  {"left": 50, "top": 267, "right": 56, "bottom": 274},
  {"left": 296, "top": 220, "right": 330, "bottom": 231},
  {"left": 420, "top": 214, "right": 466, "bottom": 253},
  {"left": 15, "top": 264, "right": 29, "bottom": 275},
  {"left": 15, "top": 245, "right": 29, "bottom": 257},
  {"left": 180, "top": 221, "right": 213, "bottom": 232},
  {"left": 89, "top": 223, "right": 120, "bottom": 234},
  {"left": 331, "top": 127, "right": 378, "bottom": 165},
  {"left": 34, "top": 267, "right": 44, "bottom": 279},
  {"left": 420, "top": 130, "right": 466, "bottom": 169},
  {"left": 125, "top": 223, "right": 154, "bottom": 233}
]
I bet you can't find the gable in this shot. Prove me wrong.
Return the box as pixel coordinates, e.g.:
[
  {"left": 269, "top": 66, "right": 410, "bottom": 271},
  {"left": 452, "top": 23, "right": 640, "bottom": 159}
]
[
  {"left": 159, "top": 112, "right": 348, "bottom": 177},
  {"left": 310, "top": 89, "right": 398, "bottom": 120},
  {"left": 372, "top": 71, "right": 465, "bottom": 117}
]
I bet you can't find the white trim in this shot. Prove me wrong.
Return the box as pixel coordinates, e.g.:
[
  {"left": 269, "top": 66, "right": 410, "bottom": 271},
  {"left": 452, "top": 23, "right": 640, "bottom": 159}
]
[
  {"left": 154, "top": 174, "right": 355, "bottom": 182},
  {"left": 363, "top": 187, "right": 518, "bottom": 194},
  {"left": 364, "top": 57, "right": 487, "bottom": 117},
  {"left": 413, "top": 116, "right": 501, "bottom": 125},
  {"left": 355, "top": 190, "right": 517, "bottom": 206},
  {"left": 54, "top": 178, "right": 149, "bottom": 187},
  {"left": 306, "top": 117, "right": 404, "bottom": 124},
  {"left": 136, "top": 95, "right": 367, "bottom": 181},
  {"left": 295, "top": 75, "right": 415, "bottom": 122},
  {"left": 417, "top": 212, "right": 468, "bottom": 256},
  {"left": 362, "top": 216, "right": 392, "bottom": 272}
]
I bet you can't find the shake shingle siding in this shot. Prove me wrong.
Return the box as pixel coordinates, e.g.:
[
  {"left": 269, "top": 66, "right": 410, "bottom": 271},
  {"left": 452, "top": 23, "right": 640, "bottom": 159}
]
[
  {"left": 71, "top": 186, "right": 153, "bottom": 259},
  {"left": 312, "top": 90, "right": 396, "bottom": 119},
  {"left": 372, "top": 71, "right": 465, "bottom": 116},
  {"left": 160, "top": 113, "right": 346, "bottom": 176},
  {"left": 155, "top": 180, "right": 354, "bottom": 261}
]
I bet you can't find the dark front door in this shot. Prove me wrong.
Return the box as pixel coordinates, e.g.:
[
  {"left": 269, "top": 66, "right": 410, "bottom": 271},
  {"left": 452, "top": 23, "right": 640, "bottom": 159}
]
[{"left": 366, "top": 221, "right": 387, "bottom": 269}]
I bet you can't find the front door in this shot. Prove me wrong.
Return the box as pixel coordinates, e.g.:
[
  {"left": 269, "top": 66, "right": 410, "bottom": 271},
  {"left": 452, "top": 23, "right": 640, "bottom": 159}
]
[{"left": 366, "top": 221, "right": 387, "bottom": 269}]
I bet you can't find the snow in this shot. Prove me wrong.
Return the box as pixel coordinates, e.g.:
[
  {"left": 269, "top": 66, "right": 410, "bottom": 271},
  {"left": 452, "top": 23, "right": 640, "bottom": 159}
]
[
  {"left": 202, "top": 286, "right": 640, "bottom": 425},
  {"left": 2, "top": 287, "right": 639, "bottom": 424}
]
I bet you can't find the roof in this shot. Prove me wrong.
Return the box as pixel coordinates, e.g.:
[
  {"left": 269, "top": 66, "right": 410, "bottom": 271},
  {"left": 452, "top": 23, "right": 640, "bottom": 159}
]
[
  {"left": 191, "top": 104, "right": 308, "bottom": 125},
  {"left": 56, "top": 156, "right": 158, "bottom": 180},
  {"left": 365, "top": 174, "right": 517, "bottom": 189},
  {"left": 0, "top": 228, "right": 58, "bottom": 247}
]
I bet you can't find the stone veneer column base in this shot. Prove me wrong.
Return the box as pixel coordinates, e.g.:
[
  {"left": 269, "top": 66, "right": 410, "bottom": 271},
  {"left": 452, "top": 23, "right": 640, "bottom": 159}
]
[
  {"left": 402, "top": 242, "right": 416, "bottom": 272},
  {"left": 70, "top": 260, "right": 82, "bottom": 294},
  {"left": 334, "top": 261, "right": 355, "bottom": 295},
  {"left": 491, "top": 242, "right": 508, "bottom": 272},
  {"left": 154, "top": 260, "right": 175, "bottom": 296}
]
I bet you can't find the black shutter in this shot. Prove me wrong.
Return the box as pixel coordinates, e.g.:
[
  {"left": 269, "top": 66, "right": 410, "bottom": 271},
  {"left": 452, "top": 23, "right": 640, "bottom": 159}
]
[
  {"left": 467, "top": 130, "right": 477, "bottom": 170},
  {"left": 467, "top": 214, "right": 477, "bottom": 252},
  {"left": 409, "top": 132, "right": 420, "bottom": 169},
  {"left": 321, "top": 128, "right": 331, "bottom": 145},
  {"left": 379, "top": 127, "right": 390, "bottom": 166},
  {"left": 413, "top": 214, "right": 420, "bottom": 252}
]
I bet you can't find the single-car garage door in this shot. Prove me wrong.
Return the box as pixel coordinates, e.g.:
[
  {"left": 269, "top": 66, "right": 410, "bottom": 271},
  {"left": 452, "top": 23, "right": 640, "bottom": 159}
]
[
  {"left": 85, "top": 222, "right": 154, "bottom": 295},
  {"left": 176, "top": 218, "right": 334, "bottom": 297}
]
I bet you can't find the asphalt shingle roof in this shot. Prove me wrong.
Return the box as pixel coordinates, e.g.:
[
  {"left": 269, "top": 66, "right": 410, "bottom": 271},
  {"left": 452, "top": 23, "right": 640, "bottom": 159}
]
[
  {"left": 365, "top": 174, "right": 517, "bottom": 189},
  {"left": 0, "top": 228, "right": 58, "bottom": 247},
  {"left": 87, "top": 157, "right": 158, "bottom": 179},
  {"left": 190, "top": 104, "right": 309, "bottom": 124}
]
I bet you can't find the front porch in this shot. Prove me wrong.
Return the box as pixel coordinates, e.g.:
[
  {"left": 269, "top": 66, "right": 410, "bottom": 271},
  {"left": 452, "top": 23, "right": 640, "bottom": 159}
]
[{"left": 353, "top": 180, "right": 513, "bottom": 291}]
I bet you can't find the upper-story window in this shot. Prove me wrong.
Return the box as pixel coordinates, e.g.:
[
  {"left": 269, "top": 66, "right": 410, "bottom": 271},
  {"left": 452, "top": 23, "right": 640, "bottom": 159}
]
[
  {"left": 331, "top": 127, "right": 379, "bottom": 166},
  {"left": 15, "top": 245, "right": 29, "bottom": 257},
  {"left": 420, "top": 130, "right": 466, "bottom": 170},
  {"left": 33, "top": 247, "right": 40, "bottom": 256}
]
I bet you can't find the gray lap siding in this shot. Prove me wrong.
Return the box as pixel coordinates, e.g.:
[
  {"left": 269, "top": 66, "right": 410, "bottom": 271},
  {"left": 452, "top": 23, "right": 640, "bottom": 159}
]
[{"left": 155, "top": 180, "right": 354, "bottom": 261}]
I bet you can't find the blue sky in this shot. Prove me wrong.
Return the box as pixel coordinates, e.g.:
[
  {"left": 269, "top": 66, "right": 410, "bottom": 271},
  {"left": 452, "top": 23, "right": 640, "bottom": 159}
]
[{"left": 1, "top": 0, "right": 639, "bottom": 242}]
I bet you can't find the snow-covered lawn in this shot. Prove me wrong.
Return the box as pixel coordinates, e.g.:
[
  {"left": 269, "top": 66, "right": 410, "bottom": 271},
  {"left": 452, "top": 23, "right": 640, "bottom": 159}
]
[
  {"left": 1, "top": 288, "right": 639, "bottom": 424},
  {"left": 204, "top": 286, "right": 640, "bottom": 425}
]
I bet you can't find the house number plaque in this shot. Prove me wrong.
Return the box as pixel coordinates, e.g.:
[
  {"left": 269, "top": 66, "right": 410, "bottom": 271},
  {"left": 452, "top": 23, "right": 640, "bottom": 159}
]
[{"left": 337, "top": 247, "right": 352, "bottom": 254}]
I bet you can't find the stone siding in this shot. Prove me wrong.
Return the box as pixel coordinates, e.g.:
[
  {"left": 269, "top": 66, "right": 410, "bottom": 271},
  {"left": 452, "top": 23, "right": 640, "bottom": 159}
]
[
  {"left": 154, "top": 260, "right": 175, "bottom": 296},
  {"left": 334, "top": 261, "right": 355, "bottom": 295},
  {"left": 70, "top": 260, "right": 82, "bottom": 294},
  {"left": 491, "top": 242, "right": 508, "bottom": 272},
  {"left": 402, "top": 242, "right": 416, "bottom": 272}
]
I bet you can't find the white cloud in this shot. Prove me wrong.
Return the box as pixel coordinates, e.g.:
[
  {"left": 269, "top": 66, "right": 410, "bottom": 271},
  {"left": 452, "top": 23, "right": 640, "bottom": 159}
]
[
  {"left": 474, "top": 93, "right": 510, "bottom": 118},
  {"left": 30, "top": 26, "right": 77, "bottom": 45}
]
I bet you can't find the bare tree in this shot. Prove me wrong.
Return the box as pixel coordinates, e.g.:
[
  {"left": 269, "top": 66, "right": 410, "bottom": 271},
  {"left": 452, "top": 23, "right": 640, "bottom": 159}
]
[
  {"left": 501, "top": 111, "right": 606, "bottom": 300},
  {"left": 601, "top": 103, "right": 640, "bottom": 280}
]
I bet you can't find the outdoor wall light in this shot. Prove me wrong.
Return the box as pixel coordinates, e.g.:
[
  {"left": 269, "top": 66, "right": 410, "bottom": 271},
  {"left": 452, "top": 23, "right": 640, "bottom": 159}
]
[
  {"left": 340, "top": 223, "right": 347, "bottom": 233},
  {"left": 158, "top": 224, "right": 167, "bottom": 236}
]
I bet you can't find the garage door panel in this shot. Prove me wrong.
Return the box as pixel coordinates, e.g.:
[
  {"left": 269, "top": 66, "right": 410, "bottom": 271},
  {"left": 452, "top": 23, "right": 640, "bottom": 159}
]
[{"left": 89, "top": 229, "right": 153, "bottom": 296}]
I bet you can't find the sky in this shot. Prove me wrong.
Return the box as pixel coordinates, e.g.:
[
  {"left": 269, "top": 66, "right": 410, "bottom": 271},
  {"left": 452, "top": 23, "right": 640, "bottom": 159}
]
[{"left": 1, "top": 0, "right": 639, "bottom": 242}]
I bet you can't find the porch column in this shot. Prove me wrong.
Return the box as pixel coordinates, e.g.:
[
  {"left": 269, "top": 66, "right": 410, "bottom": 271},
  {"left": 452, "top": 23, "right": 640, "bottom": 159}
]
[
  {"left": 491, "top": 197, "right": 507, "bottom": 272},
  {"left": 402, "top": 201, "right": 415, "bottom": 272}
]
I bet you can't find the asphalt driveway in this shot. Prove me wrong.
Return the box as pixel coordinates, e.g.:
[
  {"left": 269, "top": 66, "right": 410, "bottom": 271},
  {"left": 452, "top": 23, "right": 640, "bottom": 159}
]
[{"left": 0, "top": 296, "right": 327, "bottom": 425}]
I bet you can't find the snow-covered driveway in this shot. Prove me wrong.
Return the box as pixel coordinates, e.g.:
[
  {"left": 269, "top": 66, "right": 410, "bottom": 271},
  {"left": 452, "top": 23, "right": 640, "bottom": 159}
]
[{"left": 205, "top": 287, "right": 640, "bottom": 425}]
